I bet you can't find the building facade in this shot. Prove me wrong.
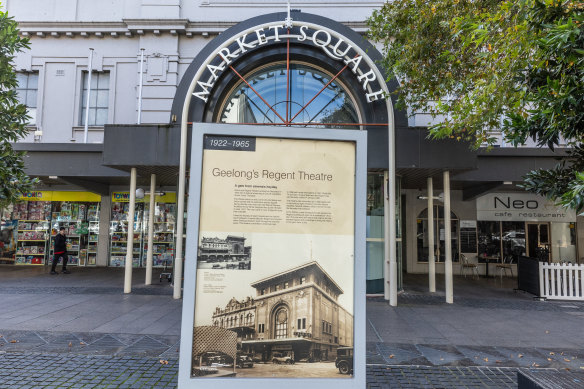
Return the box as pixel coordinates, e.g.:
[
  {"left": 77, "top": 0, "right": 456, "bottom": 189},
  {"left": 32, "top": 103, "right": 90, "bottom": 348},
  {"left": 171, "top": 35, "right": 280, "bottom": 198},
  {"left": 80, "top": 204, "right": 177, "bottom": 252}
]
[
  {"left": 197, "top": 235, "right": 251, "bottom": 263},
  {"left": 211, "top": 262, "right": 353, "bottom": 362},
  {"left": 2, "top": 1, "right": 583, "bottom": 296}
]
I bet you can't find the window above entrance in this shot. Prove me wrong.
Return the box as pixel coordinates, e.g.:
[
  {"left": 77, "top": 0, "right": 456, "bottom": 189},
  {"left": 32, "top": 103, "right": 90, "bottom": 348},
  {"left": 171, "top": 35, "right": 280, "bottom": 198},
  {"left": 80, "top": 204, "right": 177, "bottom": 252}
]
[{"left": 218, "top": 62, "right": 360, "bottom": 128}]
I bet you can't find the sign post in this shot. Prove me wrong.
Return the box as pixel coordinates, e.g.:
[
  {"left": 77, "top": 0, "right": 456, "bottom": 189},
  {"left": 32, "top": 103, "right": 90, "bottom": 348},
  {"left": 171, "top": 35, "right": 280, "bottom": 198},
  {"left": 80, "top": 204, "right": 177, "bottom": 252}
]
[{"left": 178, "top": 123, "right": 366, "bottom": 388}]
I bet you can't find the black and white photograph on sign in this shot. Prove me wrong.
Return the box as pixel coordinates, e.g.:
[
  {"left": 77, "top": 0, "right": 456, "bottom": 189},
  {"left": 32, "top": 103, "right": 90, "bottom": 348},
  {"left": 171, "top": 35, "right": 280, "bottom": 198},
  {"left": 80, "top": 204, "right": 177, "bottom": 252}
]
[
  {"left": 197, "top": 233, "right": 252, "bottom": 270},
  {"left": 192, "top": 232, "right": 354, "bottom": 379}
]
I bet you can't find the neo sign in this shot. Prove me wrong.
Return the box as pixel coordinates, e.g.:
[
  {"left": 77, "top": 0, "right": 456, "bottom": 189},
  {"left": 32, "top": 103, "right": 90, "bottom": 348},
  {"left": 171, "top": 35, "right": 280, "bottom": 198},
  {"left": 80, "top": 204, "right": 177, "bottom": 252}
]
[
  {"left": 476, "top": 193, "right": 576, "bottom": 222},
  {"left": 494, "top": 196, "right": 539, "bottom": 210}
]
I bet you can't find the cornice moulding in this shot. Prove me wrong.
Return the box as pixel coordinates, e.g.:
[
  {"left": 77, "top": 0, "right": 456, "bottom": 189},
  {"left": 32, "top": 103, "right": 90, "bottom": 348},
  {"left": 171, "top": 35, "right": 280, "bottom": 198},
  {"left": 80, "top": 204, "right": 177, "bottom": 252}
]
[{"left": 16, "top": 19, "right": 368, "bottom": 35}]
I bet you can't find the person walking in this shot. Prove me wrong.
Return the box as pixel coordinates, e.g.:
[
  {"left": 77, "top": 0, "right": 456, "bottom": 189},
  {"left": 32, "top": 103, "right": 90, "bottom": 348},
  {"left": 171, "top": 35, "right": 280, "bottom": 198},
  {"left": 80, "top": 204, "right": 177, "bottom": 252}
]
[{"left": 51, "top": 227, "right": 70, "bottom": 274}]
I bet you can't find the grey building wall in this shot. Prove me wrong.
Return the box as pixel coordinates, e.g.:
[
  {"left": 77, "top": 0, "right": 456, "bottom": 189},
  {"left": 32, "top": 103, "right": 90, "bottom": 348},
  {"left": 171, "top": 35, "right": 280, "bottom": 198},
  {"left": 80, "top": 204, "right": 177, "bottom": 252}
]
[{"left": 5, "top": 0, "right": 384, "bottom": 145}]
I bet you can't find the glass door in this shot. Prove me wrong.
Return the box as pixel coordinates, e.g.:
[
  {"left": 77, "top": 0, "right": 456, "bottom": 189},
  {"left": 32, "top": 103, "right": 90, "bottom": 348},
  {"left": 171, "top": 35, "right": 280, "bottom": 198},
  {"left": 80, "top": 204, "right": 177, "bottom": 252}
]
[{"left": 527, "top": 222, "right": 550, "bottom": 262}]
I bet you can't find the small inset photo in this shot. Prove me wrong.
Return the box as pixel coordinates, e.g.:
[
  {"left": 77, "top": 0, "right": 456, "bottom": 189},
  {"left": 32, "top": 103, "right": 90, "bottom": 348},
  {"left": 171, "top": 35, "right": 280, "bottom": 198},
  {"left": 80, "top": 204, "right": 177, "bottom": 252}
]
[{"left": 197, "top": 233, "right": 252, "bottom": 270}]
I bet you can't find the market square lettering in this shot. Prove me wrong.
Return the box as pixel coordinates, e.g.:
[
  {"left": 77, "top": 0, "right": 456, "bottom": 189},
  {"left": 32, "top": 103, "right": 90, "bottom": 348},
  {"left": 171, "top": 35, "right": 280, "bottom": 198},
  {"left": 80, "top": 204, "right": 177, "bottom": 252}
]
[{"left": 193, "top": 24, "right": 384, "bottom": 104}]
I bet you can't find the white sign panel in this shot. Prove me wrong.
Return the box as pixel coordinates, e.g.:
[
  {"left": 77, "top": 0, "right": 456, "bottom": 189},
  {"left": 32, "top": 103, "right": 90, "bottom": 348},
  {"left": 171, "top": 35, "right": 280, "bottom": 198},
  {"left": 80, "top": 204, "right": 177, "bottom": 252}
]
[
  {"left": 178, "top": 123, "right": 367, "bottom": 389},
  {"left": 459, "top": 220, "right": 477, "bottom": 229},
  {"left": 476, "top": 193, "right": 576, "bottom": 222}
]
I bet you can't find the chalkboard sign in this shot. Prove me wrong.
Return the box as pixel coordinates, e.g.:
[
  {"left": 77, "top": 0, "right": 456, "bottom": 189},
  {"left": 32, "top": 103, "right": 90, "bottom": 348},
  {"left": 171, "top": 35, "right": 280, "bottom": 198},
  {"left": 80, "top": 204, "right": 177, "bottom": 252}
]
[{"left": 460, "top": 220, "right": 477, "bottom": 253}]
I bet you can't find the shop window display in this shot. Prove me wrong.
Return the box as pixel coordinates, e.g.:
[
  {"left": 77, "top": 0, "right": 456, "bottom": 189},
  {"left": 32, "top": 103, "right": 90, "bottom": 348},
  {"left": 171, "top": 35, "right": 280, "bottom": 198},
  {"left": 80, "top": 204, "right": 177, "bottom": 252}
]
[
  {"left": 1, "top": 193, "right": 101, "bottom": 266},
  {"left": 0, "top": 210, "right": 18, "bottom": 264},
  {"left": 50, "top": 202, "right": 100, "bottom": 267},
  {"left": 110, "top": 202, "right": 144, "bottom": 267},
  {"left": 14, "top": 201, "right": 51, "bottom": 265},
  {"left": 143, "top": 202, "right": 176, "bottom": 267},
  {"left": 109, "top": 192, "right": 176, "bottom": 268}
]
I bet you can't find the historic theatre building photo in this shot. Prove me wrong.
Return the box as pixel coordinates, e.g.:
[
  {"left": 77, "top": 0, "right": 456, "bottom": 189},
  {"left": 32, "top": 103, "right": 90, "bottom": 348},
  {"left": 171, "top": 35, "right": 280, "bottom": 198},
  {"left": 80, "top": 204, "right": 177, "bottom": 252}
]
[
  {"left": 210, "top": 261, "right": 353, "bottom": 363},
  {"left": 3, "top": 0, "right": 583, "bottom": 303}
]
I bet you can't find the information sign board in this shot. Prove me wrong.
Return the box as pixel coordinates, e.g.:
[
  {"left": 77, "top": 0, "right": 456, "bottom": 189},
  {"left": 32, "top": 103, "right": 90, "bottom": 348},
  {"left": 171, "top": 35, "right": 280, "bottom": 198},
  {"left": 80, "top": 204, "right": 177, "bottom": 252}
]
[{"left": 178, "top": 123, "right": 366, "bottom": 388}]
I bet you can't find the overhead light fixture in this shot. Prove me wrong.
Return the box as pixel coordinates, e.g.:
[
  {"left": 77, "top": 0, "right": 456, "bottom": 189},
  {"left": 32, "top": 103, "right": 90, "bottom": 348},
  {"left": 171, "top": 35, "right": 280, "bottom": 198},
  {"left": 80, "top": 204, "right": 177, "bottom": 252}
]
[
  {"left": 503, "top": 181, "right": 513, "bottom": 185},
  {"left": 136, "top": 189, "right": 165, "bottom": 199},
  {"left": 417, "top": 193, "right": 444, "bottom": 201},
  {"left": 49, "top": 176, "right": 58, "bottom": 179}
]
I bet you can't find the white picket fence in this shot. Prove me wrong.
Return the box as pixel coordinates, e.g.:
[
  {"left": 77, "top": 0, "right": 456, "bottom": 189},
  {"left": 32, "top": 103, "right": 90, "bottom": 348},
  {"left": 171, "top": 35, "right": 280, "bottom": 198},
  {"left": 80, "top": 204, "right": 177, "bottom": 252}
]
[{"left": 539, "top": 262, "right": 584, "bottom": 301}]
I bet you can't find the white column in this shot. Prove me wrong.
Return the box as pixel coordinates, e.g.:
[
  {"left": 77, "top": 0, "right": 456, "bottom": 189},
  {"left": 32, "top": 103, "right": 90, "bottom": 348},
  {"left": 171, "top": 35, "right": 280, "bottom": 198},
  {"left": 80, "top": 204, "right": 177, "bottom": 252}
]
[
  {"left": 124, "top": 168, "right": 137, "bottom": 294},
  {"left": 388, "top": 174, "right": 397, "bottom": 306},
  {"left": 145, "top": 173, "right": 156, "bottom": 285},
  {"left": 387, "top": 95, "right": 397, "bottom": 306},
  {"left": 383, "top": 171, "right": 390, "bottom": 301},
  {"left": 444, "top": 171, "right": 453, "bottom": 303},
  {"left": 427, "top": 177, "right": 436, "bottom": 293}
]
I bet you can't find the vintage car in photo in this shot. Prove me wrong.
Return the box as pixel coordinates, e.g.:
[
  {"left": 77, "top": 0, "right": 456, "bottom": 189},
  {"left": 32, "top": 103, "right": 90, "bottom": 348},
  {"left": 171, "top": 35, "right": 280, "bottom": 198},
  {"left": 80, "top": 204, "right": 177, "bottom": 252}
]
[
  {"left": 335, "top": 347, "right": 353, "bottom": 374},
  {"left": 236, "top": 355, "right": 254, "bottom": 368},
  {"left": 271, "top": 352, "right": 294, "bottom": 364}
]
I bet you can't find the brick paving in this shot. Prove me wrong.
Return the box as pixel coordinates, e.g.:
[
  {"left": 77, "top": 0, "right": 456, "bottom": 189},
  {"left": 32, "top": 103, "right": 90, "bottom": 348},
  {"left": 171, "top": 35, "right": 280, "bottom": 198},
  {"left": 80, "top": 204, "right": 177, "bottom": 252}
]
[
  {"left": 5, "top": 352, "right": 581, "bottom": 389},
  {"left": 0, "top": 351, "right": 521, "bottom": 389},
  {"left": 0, "top": 352, "right": 178, "bottom": 389},
  {"left": 367, "top": 365, "right": 519, "bottom": 388},
  {"left": 2, "top": 267, "right": 584, "bottom": 387}
]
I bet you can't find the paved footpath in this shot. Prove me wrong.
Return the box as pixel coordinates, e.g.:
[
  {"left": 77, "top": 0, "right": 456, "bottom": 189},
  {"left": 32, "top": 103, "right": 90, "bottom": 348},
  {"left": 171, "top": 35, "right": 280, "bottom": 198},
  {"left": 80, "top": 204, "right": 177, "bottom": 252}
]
[
  {"left": 3, "top": 352, "right": 584, "bottom": 389},
  {"left": 2, "top": 268, "right": 584, "bottom": 387}
]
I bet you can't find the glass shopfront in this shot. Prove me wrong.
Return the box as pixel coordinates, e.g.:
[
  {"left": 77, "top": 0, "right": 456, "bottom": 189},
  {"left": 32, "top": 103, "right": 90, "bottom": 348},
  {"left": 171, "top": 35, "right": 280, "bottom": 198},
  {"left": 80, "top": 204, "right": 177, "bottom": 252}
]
[
  {"left": 109, "top": 192, "right": 176, "bottom": 268},
  {"left": 476, "top": 193, "right": 578, "bottom": 264},
  {"left": 0, "top": 191, "right": 101, "bottom": 266},
  {"left": 476, "top": 221, "right": 577, "bottom": 264},
  {"left": 416, "top": 206, "right": 459, "bottom": 263},
  {"left": 366, "top": 173, "right": 384, "bottom": 293},
  {"left": 366, "top": 172, "right": 402, "bottom": 293}
]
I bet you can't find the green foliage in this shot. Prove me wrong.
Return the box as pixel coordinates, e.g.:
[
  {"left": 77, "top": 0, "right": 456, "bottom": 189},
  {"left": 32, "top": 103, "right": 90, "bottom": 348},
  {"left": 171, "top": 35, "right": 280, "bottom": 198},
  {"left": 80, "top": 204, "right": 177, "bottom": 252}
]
[
  {"left": 368, "top": 0, "right": 529, "bottom": 148},
  {"left": 521, "top": 145, "right": 584, "bottom": 212},
  {"left": 504, "top": 1, "right": 584, "bottom": 150},
  {"left": 0, "top": 5, "right": 37, "bottom": 208},
  {"left": 368, "top": 0, "right": 584, "bottom": 212}
]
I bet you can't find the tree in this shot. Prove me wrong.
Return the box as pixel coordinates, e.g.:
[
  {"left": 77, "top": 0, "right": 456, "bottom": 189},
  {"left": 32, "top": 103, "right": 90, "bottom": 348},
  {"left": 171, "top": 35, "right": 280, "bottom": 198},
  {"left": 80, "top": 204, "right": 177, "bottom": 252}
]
[
  {"left": 368, "top": 0, "right": 584, "bottom": 212},
  {"left": 506, "top": 2, "right": 584, "bottom": 211},
  {"left": 0, "top": 5, "right": 37, "bottom": 208}
]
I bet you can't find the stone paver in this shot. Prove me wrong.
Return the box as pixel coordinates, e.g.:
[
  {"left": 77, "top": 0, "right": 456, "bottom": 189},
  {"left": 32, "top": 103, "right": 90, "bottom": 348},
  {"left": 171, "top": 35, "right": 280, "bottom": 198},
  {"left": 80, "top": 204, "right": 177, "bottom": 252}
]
[
  {"left": 367, "top": 365, "right": 519, "bottom": 388},
  {"left": 369, "top": 342, "right": 584, "bottom": 369},
  {"left": 3, "top": 352, "right": 581, "bottom": 389},
  {"left": 2, "top": 268, "right": 584, "bottom": 387},
  {"left": 0, "top": 352, "right": 178, "bottom": 389},
  {"left": 0, "top": 330, "right": 180, "bottom": 359}
]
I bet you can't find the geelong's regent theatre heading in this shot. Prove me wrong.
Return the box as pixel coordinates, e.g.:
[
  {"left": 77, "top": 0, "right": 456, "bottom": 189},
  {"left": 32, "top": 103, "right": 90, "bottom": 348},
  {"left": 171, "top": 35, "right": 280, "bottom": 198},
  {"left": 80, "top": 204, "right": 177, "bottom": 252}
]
[{"left": 211, "top": 168, "right": 333, "bottom": 182}]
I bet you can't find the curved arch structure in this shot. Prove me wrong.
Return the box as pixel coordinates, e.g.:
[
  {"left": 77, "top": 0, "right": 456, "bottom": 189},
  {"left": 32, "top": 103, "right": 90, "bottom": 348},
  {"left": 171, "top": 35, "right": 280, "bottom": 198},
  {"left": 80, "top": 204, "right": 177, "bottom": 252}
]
[{"left": 171, "top": 10, "right": 398, "bottom": 305}]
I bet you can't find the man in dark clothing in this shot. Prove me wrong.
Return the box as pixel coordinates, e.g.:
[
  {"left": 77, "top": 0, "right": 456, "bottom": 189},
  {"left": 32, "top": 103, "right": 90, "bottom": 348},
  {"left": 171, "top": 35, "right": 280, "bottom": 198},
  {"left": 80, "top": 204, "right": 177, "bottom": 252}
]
[{"left": 51, "top": 227, "right": 70, "bottom": 274}]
